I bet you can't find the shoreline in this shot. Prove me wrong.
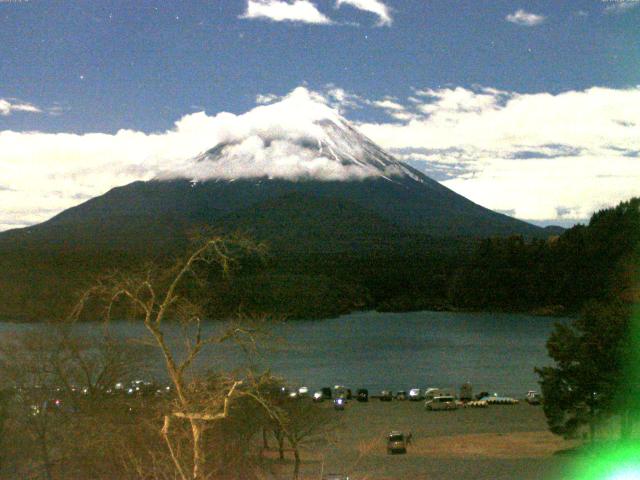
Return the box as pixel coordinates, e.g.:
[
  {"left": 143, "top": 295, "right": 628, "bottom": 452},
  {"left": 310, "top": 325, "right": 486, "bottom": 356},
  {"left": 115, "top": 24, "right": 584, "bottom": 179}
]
[{"left": 0, "top": 304, "right": 573, "bottom": 324}]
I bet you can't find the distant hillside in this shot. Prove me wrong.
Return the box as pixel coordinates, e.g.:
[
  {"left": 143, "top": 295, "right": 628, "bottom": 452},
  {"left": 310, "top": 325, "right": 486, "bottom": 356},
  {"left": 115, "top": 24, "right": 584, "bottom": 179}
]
[{"left": 0, "top": 95, "right": 560, "bottom": 321}]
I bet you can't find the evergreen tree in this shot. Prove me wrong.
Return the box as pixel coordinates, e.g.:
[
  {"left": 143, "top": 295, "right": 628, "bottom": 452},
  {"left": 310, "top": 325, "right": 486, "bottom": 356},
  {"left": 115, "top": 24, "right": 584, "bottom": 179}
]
[
  {"left": 536, "top": 301, "right": 631, "bottom": 440},
  {"left": 536, "top": 198, "right": 640, "bottom": 441}
]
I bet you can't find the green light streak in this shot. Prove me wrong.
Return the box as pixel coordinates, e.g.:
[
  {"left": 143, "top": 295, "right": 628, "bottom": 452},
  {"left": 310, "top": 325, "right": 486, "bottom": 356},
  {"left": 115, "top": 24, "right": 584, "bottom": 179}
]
[
  {"left": 564, "top": 301, "right": 640, "bottom": 478},
  {"left": 567, "top": 440, "right": 640, "bottom": 480}
]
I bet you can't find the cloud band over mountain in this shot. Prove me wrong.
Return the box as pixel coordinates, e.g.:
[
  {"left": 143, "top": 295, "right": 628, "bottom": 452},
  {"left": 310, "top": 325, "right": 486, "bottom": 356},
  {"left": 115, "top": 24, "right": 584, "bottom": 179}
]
[{"left": 0, "top": 85, "right": 638, "bottom": 231}]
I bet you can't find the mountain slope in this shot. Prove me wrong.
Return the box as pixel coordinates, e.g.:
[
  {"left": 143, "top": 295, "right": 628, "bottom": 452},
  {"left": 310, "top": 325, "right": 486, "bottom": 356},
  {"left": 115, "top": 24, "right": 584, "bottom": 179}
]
[
  {"left": 2, "top": 87, "right": 547, "bottom": 247},
  {"left": 0, "top": 89, "right": 553, "bottom": 320}
]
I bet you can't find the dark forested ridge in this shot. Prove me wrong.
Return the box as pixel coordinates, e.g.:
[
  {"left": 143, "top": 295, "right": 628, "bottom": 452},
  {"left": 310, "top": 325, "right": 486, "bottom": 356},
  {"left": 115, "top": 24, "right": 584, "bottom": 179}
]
[
  {"left": 0, "top": 194, "right": 637, "bottom": 321},
  {"left": 449, "top": 197, "right": 640, "bottom": 313},
  {"left": 214, "top": 197, "right": 639, "bottom": 318}
]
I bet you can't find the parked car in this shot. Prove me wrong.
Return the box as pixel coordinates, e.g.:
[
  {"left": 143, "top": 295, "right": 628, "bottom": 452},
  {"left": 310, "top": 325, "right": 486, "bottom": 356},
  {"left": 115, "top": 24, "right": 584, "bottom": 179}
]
[
  {"left": 298, "top": 386, "right": 309, "bottom": 397},
  {"left": 408, "top": 388, "right": 422, "bottom": 401},
  {"left": 395, "top": 390, "right": 407, "bottom": 400},
  {"left": 423, "top": 387, "right": 445, "bottom": 402},
  {"left": 380, "top": 390, "right": 393, "bottom": 401},
  {"left": 425, "top": 395, "right": 457, "bottom": 411},
  {"left": 334, "top": 385, "right": 351, "bottom": 399},
  {"left": 387, "top": 431, "right": 407, "bottom": 454},
  {"left": 526, "top": 390, "right": 542, "bottom": 405},
  {"left": 321, "top": 387, "right": 333, "bottom": 400},
  {"left": 279, "top": 386, "right": 291, "bottom": 397},
  {"left": 475, "top": 391, "right": 490, "bottom": 400},
  {"left": 313, "top": 391, "right": 324, "bottom": 402},
  {"left": 334, "top": 398, "right": 346, "bottom": 410},
  {"left": 356, "top": 388, "right": 369, "bottom": 402}
]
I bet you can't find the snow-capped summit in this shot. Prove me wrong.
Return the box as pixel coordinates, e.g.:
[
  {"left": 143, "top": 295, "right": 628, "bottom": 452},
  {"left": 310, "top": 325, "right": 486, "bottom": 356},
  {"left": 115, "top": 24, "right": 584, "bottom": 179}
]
[
  {"left": 0, "top": 87, "right": 550, "bottom": 268},
  {"left": 158, "top": 87, "right": 420, "bottom": 183}
]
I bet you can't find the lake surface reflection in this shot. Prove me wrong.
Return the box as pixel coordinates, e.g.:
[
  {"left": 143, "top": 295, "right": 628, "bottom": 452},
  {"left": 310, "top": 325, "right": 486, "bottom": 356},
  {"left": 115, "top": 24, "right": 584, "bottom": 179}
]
[{"left": 0, "top": 310, "right": 564, "bottom": 397}]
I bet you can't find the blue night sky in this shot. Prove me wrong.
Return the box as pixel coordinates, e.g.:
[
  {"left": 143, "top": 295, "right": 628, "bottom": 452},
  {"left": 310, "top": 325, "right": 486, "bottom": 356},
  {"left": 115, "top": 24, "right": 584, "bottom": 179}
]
[
  {"left": 0, "top": 0, "right": 639, "bottom": 230},
  {"left": 2, "top": 0, "right": 638, "bottom": 133}
]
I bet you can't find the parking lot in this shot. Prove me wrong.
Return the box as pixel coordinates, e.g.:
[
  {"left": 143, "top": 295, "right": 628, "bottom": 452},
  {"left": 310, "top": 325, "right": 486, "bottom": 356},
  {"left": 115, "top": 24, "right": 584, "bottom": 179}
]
[{"left": 276, "top": 399, "right": 576, "bottom": 480}]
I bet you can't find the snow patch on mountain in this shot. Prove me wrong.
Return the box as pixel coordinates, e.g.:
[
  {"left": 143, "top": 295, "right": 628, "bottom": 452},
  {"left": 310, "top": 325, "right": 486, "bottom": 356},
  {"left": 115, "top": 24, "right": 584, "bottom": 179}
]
[{"left": 157, "top": 87, "right": 420, "bottom": 182}]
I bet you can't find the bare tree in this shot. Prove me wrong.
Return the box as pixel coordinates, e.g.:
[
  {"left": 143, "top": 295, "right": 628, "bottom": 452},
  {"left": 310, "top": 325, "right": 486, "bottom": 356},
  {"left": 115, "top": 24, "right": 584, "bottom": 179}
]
[
  {"left": 281, "top": 400, "right": 338, "bottom": 480},
  {"left": 0, "top": 324, "right": 144, "bottom": 480},
  {"left": 57, "top": 326, "right": 139, "bottom": 397},
  {"left": 0, "top": 330, "right": 67, "bottom": 480},
  {"left": 74, "top": 235, "right": 272, "bottom": 480},
  {"left": 246, "top": 386, "right": 339, "bottom": 480},
  {"left": 0, "top": 388, "right": 9, "bottom": 472},
  {"left": 2, "top": 235, "right": 335, "bottom": 479}
]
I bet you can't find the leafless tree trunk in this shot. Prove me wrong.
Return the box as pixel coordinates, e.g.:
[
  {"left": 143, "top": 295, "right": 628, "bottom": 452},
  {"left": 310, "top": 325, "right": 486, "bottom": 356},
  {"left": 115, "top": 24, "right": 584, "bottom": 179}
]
[
  {"left": 248, "top": 390, "right": 338, "bottom": 480},
  {"left": 275, "top": 429, "right": 285, "bottom": 461},
  {"left": 37, "top": 424, "right": 54, "bottom": 480},
  {"left": 292, "top": 446, "right": 300, "bottom": 480},
  {"left": 74, "top": 235, "right": 267, "bottom": 480}
]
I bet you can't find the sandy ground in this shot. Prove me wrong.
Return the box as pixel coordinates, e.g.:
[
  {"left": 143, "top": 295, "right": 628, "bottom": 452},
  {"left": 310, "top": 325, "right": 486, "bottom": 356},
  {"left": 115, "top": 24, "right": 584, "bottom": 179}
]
[{"left": 265, "top": 400, "right": 578, "bottom": 480}]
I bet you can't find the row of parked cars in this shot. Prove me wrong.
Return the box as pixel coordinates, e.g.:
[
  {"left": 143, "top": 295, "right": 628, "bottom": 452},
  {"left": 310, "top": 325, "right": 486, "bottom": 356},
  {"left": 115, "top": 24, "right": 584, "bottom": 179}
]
[
  {"left": 288, "top": 384, "right": 541, "bottom": 410},
  {"left": 295, "top": 385, "right": 454, "bottom": 403},
  {"left": 15, "top": 379, "right": 175, "bottom": 416}
]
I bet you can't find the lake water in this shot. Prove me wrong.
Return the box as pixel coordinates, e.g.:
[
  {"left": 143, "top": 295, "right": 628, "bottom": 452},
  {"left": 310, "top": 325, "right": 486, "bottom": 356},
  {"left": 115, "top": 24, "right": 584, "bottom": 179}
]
[{"left": 0, "top": 310, "right": 564, "bottom": 398}]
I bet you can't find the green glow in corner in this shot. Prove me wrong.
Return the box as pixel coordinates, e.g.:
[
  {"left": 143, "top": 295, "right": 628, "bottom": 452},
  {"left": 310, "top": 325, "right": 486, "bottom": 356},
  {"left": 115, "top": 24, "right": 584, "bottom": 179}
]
[
  {"left": 566, "top": 301, "right": 640, "bottom": 479},
  {"left": 608, "top": 468, "right": 640, "bottom": 480},
  {"left": 568, "top": 441, "right": 640, "bottom": 480}
]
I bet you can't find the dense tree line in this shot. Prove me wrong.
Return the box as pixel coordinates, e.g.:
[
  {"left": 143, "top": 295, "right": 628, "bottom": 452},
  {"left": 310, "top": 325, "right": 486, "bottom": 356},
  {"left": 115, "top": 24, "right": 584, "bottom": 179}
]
[
  {"left": 448, "top": 198, "right": 640, "bottom": 314},
  {"left": 535, "top": 198, "right": 640, "bottom": 441},
  {"left": 1, "top": 198, "right": 638, "bottom": 321}
]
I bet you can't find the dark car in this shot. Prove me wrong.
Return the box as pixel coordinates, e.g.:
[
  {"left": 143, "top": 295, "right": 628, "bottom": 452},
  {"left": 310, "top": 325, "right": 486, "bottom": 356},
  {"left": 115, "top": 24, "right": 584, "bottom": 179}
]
[
  {"left": 387, "top": 431, "right": 407, "bottom": 454},
  {"left": 475, "top": 391, "right": 490, "bottom": 400},
  {"left": 321, "top": 387, "right": 332, "bottom": 400},
  {"left": 334, "top": 385, "right": 351, "bottom": 399},
  {"left": 395, "top": 390, "right": 407, "bottom": 400},
  {"left": 380, "top": 390, "right": 393, "bottom": 401},
  {"left": 356, "top": 388, "right": 369, "bottom": 402}
]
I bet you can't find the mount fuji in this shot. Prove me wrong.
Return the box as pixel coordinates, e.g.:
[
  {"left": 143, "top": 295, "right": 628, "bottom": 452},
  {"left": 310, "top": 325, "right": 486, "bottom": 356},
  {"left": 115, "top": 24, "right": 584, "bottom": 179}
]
[
  {"left": 0, "top": 89, "right": 554, "bottom": 319},
  {"left": 1, "top": 88, "right": 547, "bottom": 254}
]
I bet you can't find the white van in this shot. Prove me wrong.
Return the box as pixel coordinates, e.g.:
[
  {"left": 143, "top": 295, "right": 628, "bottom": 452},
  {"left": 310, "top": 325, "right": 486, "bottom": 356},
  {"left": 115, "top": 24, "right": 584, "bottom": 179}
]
[
  {"left": 423, "top": 388, "right": 445, "bottom": 402},
  {"left": 425, "top": 395, "right": 457, "bottom": 411}
]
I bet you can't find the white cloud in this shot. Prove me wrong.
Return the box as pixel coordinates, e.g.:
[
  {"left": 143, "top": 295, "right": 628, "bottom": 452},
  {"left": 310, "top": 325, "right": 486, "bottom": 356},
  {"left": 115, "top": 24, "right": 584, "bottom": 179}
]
[
  {"left": 2, "top": 85, "right": 639, "bottom": 231},
  {"left": 506, "top": 9, "right": 545, "bottom": 26},
  {"left": 255, "top": 93, "right": 281, "bottom": 105},
  {"left": 0, "top": 98, "right": 42, "bottom": 116},
  {"left": 336, "top": 0, "right": 392, "bottom": 26},
  {"left": 358, "top": 86, "right": 640, "bottom": 222},
  {"left": 373, "top": 99, "right": 405, "bottom": 111},
  {"left": 603, "top": 0, "right": 640, "bottom": 14},
  {"left": 0, "top": 87, "right": 383, "bottom": 230},
  {"left": 163, "top": 88, "right": 396, "bottom": 182},
  {"left": 370, "top": 98, "right": 422, "bottom": 121},
  {"left": 240, "top": 0, "right": 333, "bottom": 24},
  {"left": 324, "top": 86, "right": 370, "bottom": 112}
]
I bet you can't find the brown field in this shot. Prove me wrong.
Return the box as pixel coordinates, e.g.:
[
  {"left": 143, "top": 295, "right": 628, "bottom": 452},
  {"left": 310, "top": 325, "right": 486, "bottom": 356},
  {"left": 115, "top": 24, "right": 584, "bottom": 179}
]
[{"left": 264, "top": 400, "right": 578, "bottom": 480}]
